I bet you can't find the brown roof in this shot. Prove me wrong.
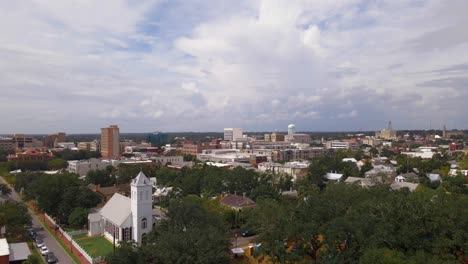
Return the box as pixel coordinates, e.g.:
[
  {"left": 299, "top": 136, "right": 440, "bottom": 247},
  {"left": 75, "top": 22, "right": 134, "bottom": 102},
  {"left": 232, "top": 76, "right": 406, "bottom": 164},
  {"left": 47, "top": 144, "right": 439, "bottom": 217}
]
[
  {"left": 220, "top": 194, "right": 256, "bottom": 209},
  {"left": 97, "top": 186, "right": 119, "bottom": 196},
  {"left": 400, "top": 172, "right": 419, "bottom": 180}
]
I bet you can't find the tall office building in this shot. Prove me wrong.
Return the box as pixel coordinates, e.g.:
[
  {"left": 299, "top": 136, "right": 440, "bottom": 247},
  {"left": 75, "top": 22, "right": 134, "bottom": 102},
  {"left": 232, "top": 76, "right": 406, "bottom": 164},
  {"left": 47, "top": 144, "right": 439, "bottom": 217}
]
[
  {"left": 224, "top": 128, "right": 243, "bottom": 141},
  {"left": 44, "top": 132, "right": 66, "bottom": 148},
  {"left": 101, "top": 125, "right": 120, "bottom": 159}
]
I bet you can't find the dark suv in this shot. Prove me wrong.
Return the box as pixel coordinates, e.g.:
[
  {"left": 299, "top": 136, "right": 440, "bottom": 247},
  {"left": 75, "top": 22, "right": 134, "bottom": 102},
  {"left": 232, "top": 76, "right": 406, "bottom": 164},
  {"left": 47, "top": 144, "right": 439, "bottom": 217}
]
[{"left": 46, "top": 252, "right": 58, "bottom": 264}]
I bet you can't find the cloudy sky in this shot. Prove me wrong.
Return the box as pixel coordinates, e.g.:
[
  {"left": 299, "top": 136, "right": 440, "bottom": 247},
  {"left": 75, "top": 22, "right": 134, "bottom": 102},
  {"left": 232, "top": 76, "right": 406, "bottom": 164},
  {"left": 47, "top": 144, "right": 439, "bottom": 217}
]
[{"left": 1, "top": 0, "right": 467, "bottom": 133}]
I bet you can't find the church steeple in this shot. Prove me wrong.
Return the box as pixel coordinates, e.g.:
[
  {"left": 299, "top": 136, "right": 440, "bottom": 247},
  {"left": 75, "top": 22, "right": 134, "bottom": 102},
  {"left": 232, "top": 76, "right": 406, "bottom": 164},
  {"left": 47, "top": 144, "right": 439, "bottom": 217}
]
[{"left": 131, "top": 171, "right": 153, "bottom": 245}]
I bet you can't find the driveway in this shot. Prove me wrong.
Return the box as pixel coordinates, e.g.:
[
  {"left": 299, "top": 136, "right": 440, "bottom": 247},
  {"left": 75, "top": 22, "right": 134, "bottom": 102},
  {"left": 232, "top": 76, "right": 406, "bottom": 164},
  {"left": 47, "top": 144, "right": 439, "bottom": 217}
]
[{"left": 1, "top": 176, "right": 76, "bottom": 264}]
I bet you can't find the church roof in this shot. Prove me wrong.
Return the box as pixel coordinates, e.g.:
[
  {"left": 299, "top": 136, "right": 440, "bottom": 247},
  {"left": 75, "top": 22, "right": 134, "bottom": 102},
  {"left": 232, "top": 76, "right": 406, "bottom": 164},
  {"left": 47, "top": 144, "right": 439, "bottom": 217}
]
[
  {"left": 132, "top": 171, "right": 150, "bottom": 186},
  {"left": 100, "top": 193, "right": 131, "bottom": 226}
]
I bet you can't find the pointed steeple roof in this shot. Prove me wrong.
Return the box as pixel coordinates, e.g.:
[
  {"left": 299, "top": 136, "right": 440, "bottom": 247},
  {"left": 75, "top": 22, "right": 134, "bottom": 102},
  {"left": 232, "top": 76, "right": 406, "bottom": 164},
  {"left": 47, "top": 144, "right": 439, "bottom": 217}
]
[{"left": 132, "top": 171, "right": 150, "bottom": 186}]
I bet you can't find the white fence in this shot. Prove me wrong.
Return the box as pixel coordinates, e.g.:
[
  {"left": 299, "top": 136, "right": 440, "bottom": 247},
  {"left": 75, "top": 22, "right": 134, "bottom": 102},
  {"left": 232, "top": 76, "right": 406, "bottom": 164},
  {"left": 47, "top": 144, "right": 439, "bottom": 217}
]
[{"left": 44, "top": 213, "right": 105, "bottom": 264}]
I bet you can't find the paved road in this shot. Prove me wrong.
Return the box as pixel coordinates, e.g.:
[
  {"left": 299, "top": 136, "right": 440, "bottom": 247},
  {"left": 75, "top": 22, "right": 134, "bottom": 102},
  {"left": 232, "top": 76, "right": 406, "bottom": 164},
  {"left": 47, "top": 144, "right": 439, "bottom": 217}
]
[{"left": 0, "top": 176, "right": 76, "bottom": 264}]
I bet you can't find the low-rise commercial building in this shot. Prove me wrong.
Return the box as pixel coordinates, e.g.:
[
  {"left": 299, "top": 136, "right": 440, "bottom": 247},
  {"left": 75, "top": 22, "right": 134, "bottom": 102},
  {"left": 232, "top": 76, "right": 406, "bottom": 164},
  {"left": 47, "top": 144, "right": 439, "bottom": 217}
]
[
  {"left": 257, "top": 161, "right": 309, "bottom": 181},
  {"left": 78, "top": 140, "right": 99, "bottom": 151},
  {"left": 150, "top": 156, "right": 184, "bottom": 165},
  {"left": 197, "top": 149, "right": 253, "bottom": 163},
  {"left": 325, "top": 141, "right": 360, "bottom": 150},
  {"left": 7, "top": 148, "right": 54, "bottom": 162},
  {"left": 271, "top": 147, "right": 324, "bottom": 161},
  {"left": 68, "top": 158, "right": 111, "bottom": 177},
  {"left": 285, "top": 133, "right": 311, "bottom": 144}
]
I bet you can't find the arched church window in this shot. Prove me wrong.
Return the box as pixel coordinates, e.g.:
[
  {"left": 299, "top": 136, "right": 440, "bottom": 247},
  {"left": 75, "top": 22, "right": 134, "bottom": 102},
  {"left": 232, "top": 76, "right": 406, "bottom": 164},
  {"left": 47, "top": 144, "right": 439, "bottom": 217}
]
[{"left": 142, "top": 218, "right": 147, "bottom": 229}]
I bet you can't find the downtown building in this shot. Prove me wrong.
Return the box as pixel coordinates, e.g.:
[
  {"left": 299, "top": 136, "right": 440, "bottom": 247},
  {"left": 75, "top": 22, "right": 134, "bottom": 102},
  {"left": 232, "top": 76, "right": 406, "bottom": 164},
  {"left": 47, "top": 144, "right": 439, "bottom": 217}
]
[{"left": 101, "top": 125, "right": 120, "bottom": 159}]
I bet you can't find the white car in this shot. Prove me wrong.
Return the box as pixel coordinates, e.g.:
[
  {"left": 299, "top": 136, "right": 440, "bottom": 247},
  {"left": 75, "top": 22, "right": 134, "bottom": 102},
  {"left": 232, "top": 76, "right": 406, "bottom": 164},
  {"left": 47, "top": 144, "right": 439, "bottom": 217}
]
[
  {"left": 40, "top": 246, "right": 49, "bottom": 256},
  {"left": 36, "top": 242, "right": 45, "bottom": 248}
]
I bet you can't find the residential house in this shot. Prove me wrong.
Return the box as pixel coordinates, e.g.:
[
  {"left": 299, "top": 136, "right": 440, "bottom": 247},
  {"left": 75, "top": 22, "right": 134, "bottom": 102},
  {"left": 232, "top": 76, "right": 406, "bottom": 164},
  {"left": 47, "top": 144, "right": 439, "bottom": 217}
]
[{"left": 220, "top": 194, "right": 256, "bottom": 211}]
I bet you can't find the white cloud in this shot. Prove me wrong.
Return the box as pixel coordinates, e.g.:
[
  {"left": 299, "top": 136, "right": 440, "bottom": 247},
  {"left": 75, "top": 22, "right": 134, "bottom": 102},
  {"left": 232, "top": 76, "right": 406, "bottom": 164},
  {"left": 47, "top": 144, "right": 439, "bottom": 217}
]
[{"left": 0, "top": 0, "right": 467, "bottom": 133}]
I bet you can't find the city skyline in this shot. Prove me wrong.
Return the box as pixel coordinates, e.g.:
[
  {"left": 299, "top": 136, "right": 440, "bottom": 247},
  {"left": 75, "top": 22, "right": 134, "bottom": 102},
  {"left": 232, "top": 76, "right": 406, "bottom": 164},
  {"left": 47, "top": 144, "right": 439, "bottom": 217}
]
[{"left": 1, "top": 0, "right": 468, "bottom": 133}]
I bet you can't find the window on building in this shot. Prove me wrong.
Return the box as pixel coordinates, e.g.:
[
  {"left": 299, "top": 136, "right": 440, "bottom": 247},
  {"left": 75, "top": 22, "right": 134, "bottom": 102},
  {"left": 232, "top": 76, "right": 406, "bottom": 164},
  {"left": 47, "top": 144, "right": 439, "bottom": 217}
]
[
  {"left": 142, "top": 218, "right": 147, "bottom": 229},
  {"left": 139, "top": 191, "right": 143, "bottom": 201},
  {"left": 123, "top": 227, "right": 132, "bottom": 241},
  {"left": 145, "top": 190, "right": 149, "bottom": 200}
]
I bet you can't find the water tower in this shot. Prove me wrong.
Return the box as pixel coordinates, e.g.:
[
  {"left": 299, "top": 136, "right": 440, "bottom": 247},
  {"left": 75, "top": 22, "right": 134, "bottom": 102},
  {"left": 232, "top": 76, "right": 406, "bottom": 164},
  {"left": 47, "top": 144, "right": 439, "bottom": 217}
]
[{"left": 288, "top": 124, "right": 296, "bottom": 135}]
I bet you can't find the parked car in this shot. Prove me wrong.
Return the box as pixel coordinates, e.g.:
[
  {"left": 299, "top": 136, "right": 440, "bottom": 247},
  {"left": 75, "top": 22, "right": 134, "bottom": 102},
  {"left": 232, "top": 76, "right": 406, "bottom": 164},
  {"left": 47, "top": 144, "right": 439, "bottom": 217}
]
[
  {"left": 35, "top": 239, "right": 44, "bottom": 248},
  {"left": 40, "top": 246, "right": 49, "bottom": 256},
  {"left": 46, "top": 252, "right": 58, "bottom": 264},
  {"left": 241, "top": 230, "right": 256, "bottom": 237}
]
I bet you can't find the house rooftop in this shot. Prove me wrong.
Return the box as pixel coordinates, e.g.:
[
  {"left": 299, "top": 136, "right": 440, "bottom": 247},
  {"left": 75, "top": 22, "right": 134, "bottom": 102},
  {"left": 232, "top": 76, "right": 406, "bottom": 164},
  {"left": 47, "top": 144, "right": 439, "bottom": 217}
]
[
  {"left": 220, "top": 194, "right": 256, "bottom": 209},
  {"left": 0, "top": 238, "right": 8, "bottom": 257},
  {"left": 8, "top": 242, "right": 30, "bottom": 262}
]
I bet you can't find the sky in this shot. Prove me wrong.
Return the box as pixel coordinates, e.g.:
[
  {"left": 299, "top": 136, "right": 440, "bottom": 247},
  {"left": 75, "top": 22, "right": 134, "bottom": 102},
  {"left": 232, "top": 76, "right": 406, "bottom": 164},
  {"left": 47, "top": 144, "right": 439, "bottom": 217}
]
[{"left": 0, "top": 0, "right": 467, "bottom": 134}]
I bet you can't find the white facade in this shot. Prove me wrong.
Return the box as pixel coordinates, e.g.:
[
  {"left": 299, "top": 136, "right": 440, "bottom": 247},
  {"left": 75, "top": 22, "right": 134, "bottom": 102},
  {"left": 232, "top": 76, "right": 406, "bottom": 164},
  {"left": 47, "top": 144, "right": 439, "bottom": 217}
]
[
  {"left": 197, "top": 149, "right": 252, "bottom": 163},
  {"left": 131, "top": 172, "right": 153, "bottom": 245},
  {"left": 257, "top": 161, "right": 309, "bottom": 181},
  {"left": 224, "top": 128, "right": 243, "bottom": 141},
  {"left": 326, "top": 141, "right": 359, "bottom": 150},
  {"left": 67, "top": 158, "right": 111, "bottom": 177},
  {"left": 401, "top": 151, "right": 435, "bottom": 159},
  {"left": 56, "top": 142, "right": 76, "bottom": 149}
]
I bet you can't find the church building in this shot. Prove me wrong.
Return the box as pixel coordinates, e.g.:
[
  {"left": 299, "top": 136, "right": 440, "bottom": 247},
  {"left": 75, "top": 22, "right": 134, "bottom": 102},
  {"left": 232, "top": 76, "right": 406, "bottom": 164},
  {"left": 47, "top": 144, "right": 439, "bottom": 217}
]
[{"left": 88, "top": 171, "right": 153, "bottom": 245}]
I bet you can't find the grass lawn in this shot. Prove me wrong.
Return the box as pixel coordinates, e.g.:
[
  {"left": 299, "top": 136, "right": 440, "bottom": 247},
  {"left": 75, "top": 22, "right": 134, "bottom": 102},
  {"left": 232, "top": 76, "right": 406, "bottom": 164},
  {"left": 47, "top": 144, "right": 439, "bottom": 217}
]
[{"left": 74, "top": 234, "right": 114, "bottom": 258}]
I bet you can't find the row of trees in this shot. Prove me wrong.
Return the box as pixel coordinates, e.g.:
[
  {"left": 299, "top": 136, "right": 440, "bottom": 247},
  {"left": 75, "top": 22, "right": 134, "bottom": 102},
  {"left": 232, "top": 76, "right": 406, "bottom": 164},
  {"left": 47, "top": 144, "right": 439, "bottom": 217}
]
[
  {"left": 51, "top": 149, "right": 100, "bottom": 160},
  {"left": 248, "top": 183, "right": 467, "bottom": 263},
  {"left": 2, "top": 158, "right": 68, "bottom": 172},
  {"left": 156, "top": 165, "right": 293, "bottom": 201},
  {"left": 14, "top": 172, "right": 102, "bottom": 227}
]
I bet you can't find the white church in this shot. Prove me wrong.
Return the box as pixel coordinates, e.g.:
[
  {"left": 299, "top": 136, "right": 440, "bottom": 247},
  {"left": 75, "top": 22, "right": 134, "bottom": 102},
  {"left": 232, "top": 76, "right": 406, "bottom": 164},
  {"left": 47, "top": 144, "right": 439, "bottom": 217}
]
[{"left": 88, "top": 171, "right": 154, "bottom": 245}]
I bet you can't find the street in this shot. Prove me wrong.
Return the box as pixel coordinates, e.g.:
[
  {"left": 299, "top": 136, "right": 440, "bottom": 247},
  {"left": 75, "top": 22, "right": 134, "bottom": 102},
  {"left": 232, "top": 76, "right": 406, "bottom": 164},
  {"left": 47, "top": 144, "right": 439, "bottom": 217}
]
[{"left": 0, "top": 176, "right": 76, "bottom": 264}]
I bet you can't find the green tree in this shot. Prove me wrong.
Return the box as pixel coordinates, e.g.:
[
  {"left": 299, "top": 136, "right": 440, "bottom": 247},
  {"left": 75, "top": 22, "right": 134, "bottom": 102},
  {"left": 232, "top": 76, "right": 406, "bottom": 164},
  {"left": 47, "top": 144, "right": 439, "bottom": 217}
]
[
  {"left": 68, "top": 207, "right": 89, "bottom": 229},
  {"left": 106, "top": 241, "right": 142, "bottom": 264},
  {"left": 359, "top": 248, "right": 406, "bottom": 264},
  {"left": 47, "top": 158, "right": 68, "bottom": 170},
  {"left": 135, "top": 196, "right": 230, "bottom": 264},
  {"left": 26, "top": 254, "right": 41, "bottom": 264},
  {"left": 0, "top": 184, "right": 11, "bottom": 196},
  {"left": 0, "top": 200, "right": 31, "bottom": 238}
]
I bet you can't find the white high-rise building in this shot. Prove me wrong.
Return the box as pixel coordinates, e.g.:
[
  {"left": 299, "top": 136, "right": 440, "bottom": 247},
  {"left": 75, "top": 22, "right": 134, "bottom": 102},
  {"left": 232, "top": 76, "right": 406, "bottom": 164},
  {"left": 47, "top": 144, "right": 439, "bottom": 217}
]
[
  {"left": 288, "top": 124, "right": 296, "bottom": 135},
  {"left": 224, "top": 128, "right": 243, "bottom": 141}
]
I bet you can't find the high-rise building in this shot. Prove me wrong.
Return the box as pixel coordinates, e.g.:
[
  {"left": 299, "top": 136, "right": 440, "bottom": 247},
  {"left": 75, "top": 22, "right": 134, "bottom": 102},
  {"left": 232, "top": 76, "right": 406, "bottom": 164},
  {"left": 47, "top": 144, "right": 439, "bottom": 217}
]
[
  {"left": 147, "top": 132, "right": 169, "bottom": 147},
  {"left": 224, "top": 128, "right": 243, "bottom": 141},
  {"left": 101, "top": 125, "right": 120, "bottom": 159},
  {"left": 43, "top": 132, "right": 66, "bottom": 148}
]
